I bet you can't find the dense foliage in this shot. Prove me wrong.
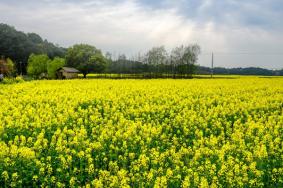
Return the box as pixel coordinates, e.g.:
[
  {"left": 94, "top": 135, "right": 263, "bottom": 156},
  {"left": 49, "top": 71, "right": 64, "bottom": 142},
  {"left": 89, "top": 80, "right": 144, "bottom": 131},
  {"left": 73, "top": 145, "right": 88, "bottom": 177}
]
[
  {"left": 47, "top": 58, "right": 66, "bottom": 79},
  {"left": 27, "top": 54, "right": 50, "bottom": 78},
  {"left": 27, "top": 54, "right": 65, "bottom": 79},
  {"left": 65, "top": 44, "right": 108, "bottom": 78},
  {"left": 0, "top": 23, "right": 66, "bottom": 74},
  {"left": 0, "top": 57, "right": 15, "bottom": 76},
  {"left": 0, "top": 78, "right": 282, "bottom": 187}
]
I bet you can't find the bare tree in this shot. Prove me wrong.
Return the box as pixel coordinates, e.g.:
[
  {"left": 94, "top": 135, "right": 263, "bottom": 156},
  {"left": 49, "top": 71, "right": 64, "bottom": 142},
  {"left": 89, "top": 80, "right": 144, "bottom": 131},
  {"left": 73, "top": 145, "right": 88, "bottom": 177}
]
[
  {"left": 145, "top": 46, "right": 167, "bottom": 77},
  {"left": 171, "top": 44, "right": 200, "bottom": 77}
]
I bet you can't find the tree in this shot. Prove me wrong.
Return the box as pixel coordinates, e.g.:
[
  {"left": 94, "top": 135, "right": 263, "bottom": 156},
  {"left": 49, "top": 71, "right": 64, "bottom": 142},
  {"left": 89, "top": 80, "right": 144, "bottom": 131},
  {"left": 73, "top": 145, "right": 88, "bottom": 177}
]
[
  {"left": 0, "top": 24, "right": 66, "bottom": 75},
  {"left": 105, "top": 52, "right": 112, "bottom": 61},
  {"left": 145, "top": 46, "right": 167, "bottom": 76},
  {"left": 47, "top": 57, "right": 65, "bottom": 79},
  {"left": 0, "top": 57, "right": 15, "bottom": 77},
  {"left": 65, "top": 44, "right": 107, "bottom": 78},
  {"left": 171, "top": 44, "right": 200, "bottom": 77},
  {"left": 6, "top": 58, "right": 15, "bottom": 77},
  {"left": 89, "top": 53, "right": 108, "bottom": 73},
  {"left": 27, "top": 33, "right": 43, "bottom": 44},
  {"left": 171, "top": 45, "right": 186, "bottom": 75},
  {"left": 27, "top": 54, "right": 50, "bottom": 78},
  {"left": 182, "top": 44, "right": 200, "bottom": 76},
  {"left": 104, "top": 52, "right": 113, "bottom": 73}
]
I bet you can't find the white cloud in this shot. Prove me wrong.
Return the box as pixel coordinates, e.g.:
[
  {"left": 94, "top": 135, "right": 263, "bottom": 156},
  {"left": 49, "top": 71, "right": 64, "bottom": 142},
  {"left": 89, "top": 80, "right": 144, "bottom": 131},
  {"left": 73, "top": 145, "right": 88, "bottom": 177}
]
[{"left": 0, "top": 0, "right": 282, "bottom": 68}]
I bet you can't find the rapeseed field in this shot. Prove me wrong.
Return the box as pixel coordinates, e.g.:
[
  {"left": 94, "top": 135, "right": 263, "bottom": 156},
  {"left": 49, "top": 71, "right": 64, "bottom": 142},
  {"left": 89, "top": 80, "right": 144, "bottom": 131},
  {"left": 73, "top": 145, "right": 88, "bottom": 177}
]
[{"left": 0, "top": 78, "right": 282, "bottom": 187}]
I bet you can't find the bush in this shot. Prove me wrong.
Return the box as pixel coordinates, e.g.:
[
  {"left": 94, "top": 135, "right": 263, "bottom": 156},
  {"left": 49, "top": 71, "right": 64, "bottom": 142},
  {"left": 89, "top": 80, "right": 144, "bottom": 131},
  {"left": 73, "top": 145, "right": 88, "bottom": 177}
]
[
  {"left": 1, "top": 76, "right": 25, "bottom": 84},
  {"left": 27, "top": 54, "right": 50, "bottom": 78},
  {"left": 47, "top": 57, "right": 65, "bottom": 79},
  {"left": 15, "top": 76, "right": 25, "bottom": 83}
]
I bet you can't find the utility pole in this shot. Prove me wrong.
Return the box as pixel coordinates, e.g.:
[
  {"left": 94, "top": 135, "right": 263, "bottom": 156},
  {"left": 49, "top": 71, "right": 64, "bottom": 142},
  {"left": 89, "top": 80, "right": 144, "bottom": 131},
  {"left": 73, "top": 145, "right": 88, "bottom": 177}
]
[{"left": 211, "top": 52, "right": 214, "bottom": 78}]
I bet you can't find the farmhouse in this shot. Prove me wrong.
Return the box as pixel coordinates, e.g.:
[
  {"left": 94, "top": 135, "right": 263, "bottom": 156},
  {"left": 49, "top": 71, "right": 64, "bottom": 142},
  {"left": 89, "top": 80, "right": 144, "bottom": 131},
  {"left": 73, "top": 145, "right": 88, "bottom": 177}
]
[{"left": 56, "top": 67, "right": 80, "bottom": 79}]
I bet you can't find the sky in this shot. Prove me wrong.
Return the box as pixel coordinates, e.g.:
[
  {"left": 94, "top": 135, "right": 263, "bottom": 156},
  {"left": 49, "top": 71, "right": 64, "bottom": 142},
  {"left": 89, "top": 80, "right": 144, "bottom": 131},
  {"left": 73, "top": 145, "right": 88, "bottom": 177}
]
[{"left": 0, "top": 0, "right": 283, "bottom": 69}]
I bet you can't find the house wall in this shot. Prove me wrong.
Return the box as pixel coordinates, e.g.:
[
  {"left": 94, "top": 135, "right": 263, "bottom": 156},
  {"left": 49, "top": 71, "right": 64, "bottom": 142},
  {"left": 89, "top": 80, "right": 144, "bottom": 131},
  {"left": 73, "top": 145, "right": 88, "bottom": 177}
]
[{"left": 63, "top": 72, "right": 78, "bottom": 79}]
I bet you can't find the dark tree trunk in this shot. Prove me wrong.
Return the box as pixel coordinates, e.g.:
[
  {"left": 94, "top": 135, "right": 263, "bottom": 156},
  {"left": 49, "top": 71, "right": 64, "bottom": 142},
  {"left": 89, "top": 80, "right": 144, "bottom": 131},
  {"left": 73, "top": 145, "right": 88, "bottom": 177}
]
[{"left": 83, "top": 73, "right": 87, "bottom": 78}]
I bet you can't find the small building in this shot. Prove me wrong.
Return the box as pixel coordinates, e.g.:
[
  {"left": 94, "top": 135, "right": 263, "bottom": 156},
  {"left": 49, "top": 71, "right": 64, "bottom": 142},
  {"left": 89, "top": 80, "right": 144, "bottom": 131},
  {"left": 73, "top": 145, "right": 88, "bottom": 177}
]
[{"left": 56, "top": 67, "right": 80, "bottom": 79}]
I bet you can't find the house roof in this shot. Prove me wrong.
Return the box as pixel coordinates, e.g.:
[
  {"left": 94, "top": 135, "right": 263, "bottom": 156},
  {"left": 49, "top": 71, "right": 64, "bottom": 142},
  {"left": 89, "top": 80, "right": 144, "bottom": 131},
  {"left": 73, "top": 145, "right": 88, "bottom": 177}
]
[{"left": 58, "top": 67, "right": 80, "bottom": 73}]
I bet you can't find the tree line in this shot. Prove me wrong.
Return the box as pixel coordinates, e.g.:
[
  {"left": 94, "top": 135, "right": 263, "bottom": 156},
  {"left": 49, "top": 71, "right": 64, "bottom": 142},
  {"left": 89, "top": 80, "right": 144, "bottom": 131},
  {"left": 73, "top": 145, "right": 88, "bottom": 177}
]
[
  {"left": 105, "top": 45, "right": 200, "bottom": 78},
  {"left": 197, "top": 66, "right": 283, "bottom": 76},
  {"left": 0, "top": 23, "right": 65, "bottom": 75},
  {"left": 24, "top": 44, "right": 200, "bottom": 79},
  {"left": 0, "top": 24, "right": 201, "bottom": 79},
  {"left": 1, "top": 23, "right": 282, "bottom": 79}
]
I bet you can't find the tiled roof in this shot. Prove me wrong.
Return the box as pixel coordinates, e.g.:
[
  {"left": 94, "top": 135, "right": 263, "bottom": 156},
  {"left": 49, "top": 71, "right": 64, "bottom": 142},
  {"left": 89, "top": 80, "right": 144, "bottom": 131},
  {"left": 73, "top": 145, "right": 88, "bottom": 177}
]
[{"left": 58, "top": 67, "right": 80, "bottom": 73}]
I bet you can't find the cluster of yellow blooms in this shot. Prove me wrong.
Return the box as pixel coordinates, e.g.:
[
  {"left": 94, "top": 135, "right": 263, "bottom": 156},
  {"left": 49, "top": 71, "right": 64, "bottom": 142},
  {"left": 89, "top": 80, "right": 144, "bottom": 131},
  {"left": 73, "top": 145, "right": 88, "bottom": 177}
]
[{"left": 0, "top": 78, "right": 282, "bottom": 187}]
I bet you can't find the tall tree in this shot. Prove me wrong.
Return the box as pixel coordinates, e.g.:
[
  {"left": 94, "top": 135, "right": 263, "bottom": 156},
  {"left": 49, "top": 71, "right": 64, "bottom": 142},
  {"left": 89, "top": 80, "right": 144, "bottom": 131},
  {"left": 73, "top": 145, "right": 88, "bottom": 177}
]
[
  {"left": 105, "top": 52, "right": 112, "bottom": 61},
  {"left": 183, "top": 44, "right": 200, "bottom": 76},
  {"left": 6, "top": 58, "right": 15, "bottom": 77},
  {"left": 88, "top": 53, "right": 108, "bottom": 73},
  {"left": 171, "top": 44, "right": 200, "bottom": 76},
  {"left": 145, "top": 46, "right": 167, "bottom": 76},
  {"left": 65, "top": 44, "right": 107, "bottom": 78},
  {"left": 47, "top": 57, "right": 65, "bottom": 79},
  {"left": 27, "top": 54, "right": 50, "bottom": 78}
]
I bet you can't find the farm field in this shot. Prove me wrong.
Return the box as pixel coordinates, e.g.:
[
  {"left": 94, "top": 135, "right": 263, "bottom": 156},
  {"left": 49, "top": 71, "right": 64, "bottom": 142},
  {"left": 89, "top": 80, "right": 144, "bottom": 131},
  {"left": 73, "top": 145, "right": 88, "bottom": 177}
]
[
  {"left": 78, "top": 73, "right": 283, "bottom": 79},
  {"left": 78, "top": 73, "right": 243, "bottom": 79},
  {"left": 0, "top": 78, "right": 283, "bottom": 187}
]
